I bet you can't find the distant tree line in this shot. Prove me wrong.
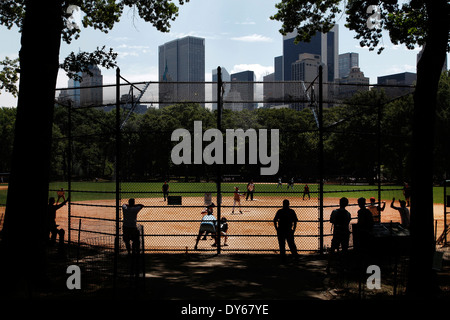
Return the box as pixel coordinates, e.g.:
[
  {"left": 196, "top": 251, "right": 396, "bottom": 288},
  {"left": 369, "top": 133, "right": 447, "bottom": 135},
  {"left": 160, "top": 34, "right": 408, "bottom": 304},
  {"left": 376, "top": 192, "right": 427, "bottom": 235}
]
[{"left": 0, "top": 71, "right": 448, "bottom": 184}]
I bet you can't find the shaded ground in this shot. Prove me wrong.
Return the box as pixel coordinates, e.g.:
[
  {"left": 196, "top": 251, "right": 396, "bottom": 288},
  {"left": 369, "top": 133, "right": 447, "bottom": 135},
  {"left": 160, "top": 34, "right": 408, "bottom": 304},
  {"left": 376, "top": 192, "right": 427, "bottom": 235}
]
[{"left": 30, "top": 244, "right": 450, "bottom": 303}]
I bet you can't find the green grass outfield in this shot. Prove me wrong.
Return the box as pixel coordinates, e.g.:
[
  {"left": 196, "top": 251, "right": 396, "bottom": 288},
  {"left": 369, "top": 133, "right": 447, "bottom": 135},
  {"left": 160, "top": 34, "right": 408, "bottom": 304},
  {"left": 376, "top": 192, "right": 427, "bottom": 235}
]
[{"left": 1, "top": 181, "right": 446, "bottom": 204}]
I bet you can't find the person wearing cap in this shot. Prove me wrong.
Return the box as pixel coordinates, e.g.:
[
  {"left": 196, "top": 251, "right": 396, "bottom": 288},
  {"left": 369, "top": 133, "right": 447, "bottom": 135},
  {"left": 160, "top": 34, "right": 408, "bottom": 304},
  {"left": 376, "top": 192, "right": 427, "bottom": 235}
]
[
  {"left": 367, "top": 196, "right": 385, "bottom": 224},
  {"left": 194, "top": 202, "right": 218, "bottom": 250}
]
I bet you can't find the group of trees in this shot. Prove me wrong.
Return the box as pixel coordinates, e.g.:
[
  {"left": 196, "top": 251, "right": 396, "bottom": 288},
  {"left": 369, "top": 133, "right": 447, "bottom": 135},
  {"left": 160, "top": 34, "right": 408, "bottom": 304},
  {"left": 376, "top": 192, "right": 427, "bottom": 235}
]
[{"left": 3, "top": 73, "right": 449, "bottom": 185}]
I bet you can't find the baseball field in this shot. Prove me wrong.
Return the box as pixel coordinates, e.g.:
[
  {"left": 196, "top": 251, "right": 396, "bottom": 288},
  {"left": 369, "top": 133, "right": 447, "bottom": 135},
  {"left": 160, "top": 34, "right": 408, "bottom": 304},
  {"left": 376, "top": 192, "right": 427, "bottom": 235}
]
[{"left": 0, "top": 182, "right": 447, "bottom": 253}]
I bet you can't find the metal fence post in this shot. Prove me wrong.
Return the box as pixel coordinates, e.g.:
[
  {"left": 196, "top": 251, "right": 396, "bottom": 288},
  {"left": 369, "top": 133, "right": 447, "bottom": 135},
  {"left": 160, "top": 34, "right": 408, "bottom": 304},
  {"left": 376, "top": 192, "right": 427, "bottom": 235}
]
[
  {"left": 68, "top": 100, "right": 72, "bottom": 247},
  {"left": 113, "top": 67, "right": 121, "bottom": 292},
  {"left": 318, "top": 65, "right": 324, "bottom": 255},
  {"left": 216, "top": 66, "right": 223, "bottom": 255}
]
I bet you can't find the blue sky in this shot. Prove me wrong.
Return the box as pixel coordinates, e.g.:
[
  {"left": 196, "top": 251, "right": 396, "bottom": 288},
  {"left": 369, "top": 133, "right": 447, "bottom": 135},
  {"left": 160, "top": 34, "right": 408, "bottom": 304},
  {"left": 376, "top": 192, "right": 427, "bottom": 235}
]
[{"left": 1, "top": 0, "right": 446, "bottom": 107}]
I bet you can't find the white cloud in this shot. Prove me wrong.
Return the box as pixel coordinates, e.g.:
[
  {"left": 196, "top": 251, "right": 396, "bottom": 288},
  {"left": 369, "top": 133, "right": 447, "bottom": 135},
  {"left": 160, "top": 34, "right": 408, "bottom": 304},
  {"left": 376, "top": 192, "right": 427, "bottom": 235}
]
[
  {"left": 384, "top": 64, "right": 416, "bottom": 74},
  {"left": 117, "top": 44, "right": 150, "bottom": 50},
  {"left": 116, "top": 44, "right": 152, "bottom": 59},
  {"left": 117, "top": 51, "right": 139, "bottom": 58},
  {"left": 230, "top": 34, "right": 273, "bottom": 43},
  {"left": 235, "top": 19, "right": 256, "bottom": 25}
]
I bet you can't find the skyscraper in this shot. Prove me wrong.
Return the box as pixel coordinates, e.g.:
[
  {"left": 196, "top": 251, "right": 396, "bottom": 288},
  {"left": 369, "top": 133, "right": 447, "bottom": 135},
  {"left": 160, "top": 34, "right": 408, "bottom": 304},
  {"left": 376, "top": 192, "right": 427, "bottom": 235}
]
[
  {"left": 80, "top": 65, "right": 103, "bottom": 107},
  {"left": 377, "top": 72, "right": 416, "bottom": 98},
  {"left": 282, "top": 25, "right": 338, "bottom": 83},
  {"left": 158, "top": 36, "right": 205, "bottom": 107},
  {"left": 339, "top": 52, "right": 359, "bottom": 79},
  {"left": 224, "top": 70, "right": 256, "bottom": 111},
  {"left": 290, "top": 53, "right": 328, "bottom": 110}
]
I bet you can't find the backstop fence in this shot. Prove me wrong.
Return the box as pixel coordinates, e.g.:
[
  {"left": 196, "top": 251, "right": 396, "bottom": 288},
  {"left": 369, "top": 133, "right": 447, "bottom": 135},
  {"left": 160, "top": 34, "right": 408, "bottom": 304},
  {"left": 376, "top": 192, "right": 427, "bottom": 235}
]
[{"left": 49, "top": 66, "right": 417, "bottom": 256}]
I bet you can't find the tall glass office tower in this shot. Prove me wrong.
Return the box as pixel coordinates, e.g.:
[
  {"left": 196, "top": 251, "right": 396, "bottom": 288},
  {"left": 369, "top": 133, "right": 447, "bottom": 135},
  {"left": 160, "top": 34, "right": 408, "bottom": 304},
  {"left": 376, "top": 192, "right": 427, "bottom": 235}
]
[
  {"left": 339, "top": 52, "right": 359, "bottom": 79},
  {"left": 158, "top": 36, "right": 205, "bottom": 107},
  {"left": 282, "top": 25, "right": 338, "bottom": 83}
]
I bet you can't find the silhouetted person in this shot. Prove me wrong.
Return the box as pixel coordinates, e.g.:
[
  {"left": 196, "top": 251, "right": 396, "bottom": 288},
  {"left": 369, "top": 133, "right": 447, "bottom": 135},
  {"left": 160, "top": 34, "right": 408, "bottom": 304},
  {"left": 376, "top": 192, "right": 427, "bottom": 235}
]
[
  {"left": 303, "top": 184, "right": 310, "bottom": 200},
  {"left": 327, "top": 197, "right": 352, "bottom": 273},
  {"left": 162, "top": 181, "right": 169, "bottom": 201},
  {"left": 390, "top": 197, "right": 410, "bottom": 229},
  {"left": 273, "top": 199, "right": 299, "bottom": 261},
  {"left": 329, "top": 197, "right": 352, "bottom": 253},
  {"left": 122, "top": 198, "right": 144, "bottom": 255},
  {"left": 46, "top": 196, "right": 68, "bottom": 248},
  {"left": 356, "top": 197, "right": 374, "bottom": 253}
]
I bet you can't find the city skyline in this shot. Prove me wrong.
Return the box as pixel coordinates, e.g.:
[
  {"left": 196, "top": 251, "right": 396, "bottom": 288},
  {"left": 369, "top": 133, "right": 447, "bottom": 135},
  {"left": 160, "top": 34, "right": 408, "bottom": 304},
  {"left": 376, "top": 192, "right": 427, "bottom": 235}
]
[{"left": 0, "top": 0, "right": 448, "bottom": 108}]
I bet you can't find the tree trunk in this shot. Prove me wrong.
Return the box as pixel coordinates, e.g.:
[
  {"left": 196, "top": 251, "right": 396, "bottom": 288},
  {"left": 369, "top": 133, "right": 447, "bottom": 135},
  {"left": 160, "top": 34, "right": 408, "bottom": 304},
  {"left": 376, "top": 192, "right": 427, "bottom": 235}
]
[
  {"left": 407, "top": 0, "right": 449, "bottom": 298},
  {"left": 0, "top": 0, "right": 63, "bottom": 296}
]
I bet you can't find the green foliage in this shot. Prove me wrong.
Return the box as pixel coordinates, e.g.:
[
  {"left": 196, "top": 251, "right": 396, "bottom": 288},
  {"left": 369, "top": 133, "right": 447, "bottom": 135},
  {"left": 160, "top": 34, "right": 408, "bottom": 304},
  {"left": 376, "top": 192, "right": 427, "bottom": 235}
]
[
  {"left": 0, "top": 107, "right": 16, "bottom": 172},
  {"left": 1, "top": 72, "right": 447, "bottom": 183},
  {"left": 271, "top": 1, "right": 449, "bottom": 53},
  {"left": 0, "top": 0, "right": 190, "bottom": 88},
  {"left": 0, "top": 57, "right": 19, "bottom": 97},
  {"left": 60, "top": 46, "right": 118, "bottom": 81},
  {"left": 0, "top": 0, "right": 25, "bottom": 30}
]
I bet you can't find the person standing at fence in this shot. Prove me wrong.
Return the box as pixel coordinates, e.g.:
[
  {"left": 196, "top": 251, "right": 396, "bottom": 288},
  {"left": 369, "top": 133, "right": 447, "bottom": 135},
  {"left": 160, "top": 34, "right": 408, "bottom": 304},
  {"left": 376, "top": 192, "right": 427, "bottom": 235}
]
[
  {"left": 46, "top": 196, "right": 69, "bottom": 246},
  {"left": 329, "top": 197, "right": 352, "bottom": 253},
  {"left": 273, "top": 199, "right": 299, "bottom": 261},
  {"left": 246, "top": 180, "right": 255, "bottom": 201},
  {"left": 356, "top": 197, "right": 374, "bottom": 252},
  {"left": 194, "top": 203, "right": 218, "bottom": 250},
  {"left": 162, "top": 181, "right": 169, "bottom": 201},
  {"left": 368, "top": 197, "right": 385, "bottom": 224},
  {"left": 390, "top": 197, "right": 410, "bottom": 229},
  {"left": 232, "top": 187, "right": 244, "bottom": 214},
  {"left": 326, "top": 197, "right": 352, "bottom": 274},
  {"left": 122, "top": 198, "right": 145, "bottom": 255}
]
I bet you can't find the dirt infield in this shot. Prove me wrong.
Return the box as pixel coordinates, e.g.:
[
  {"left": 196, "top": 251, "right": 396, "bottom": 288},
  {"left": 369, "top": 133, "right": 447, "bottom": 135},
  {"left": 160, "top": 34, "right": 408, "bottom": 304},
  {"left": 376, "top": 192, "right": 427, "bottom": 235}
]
[{"left": 50, "top": 195, "right": 447, "bottom": 253}]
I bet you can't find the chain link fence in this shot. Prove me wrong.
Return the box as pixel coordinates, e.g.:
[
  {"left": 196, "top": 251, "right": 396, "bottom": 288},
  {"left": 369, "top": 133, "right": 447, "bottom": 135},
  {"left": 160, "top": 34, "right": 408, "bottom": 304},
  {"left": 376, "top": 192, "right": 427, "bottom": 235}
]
[{"left": 46, "top": 68, "right": 416, "bottom": 258}]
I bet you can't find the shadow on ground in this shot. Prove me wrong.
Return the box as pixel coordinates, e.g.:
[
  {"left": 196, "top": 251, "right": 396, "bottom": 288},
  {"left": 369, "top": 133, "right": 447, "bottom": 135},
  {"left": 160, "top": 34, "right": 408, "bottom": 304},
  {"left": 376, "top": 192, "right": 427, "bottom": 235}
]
[{"left": 143, "top": 253, "right": 331, "bottom": 300}]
